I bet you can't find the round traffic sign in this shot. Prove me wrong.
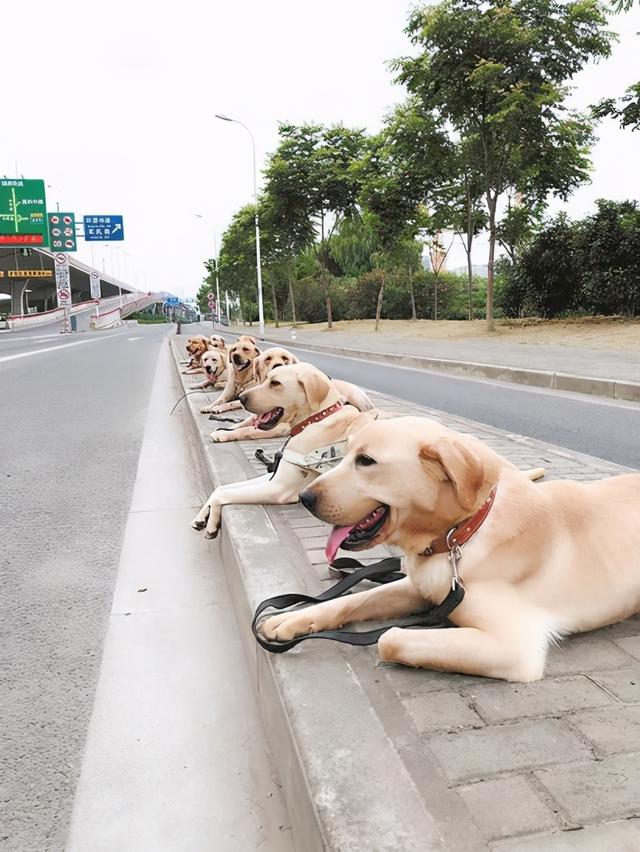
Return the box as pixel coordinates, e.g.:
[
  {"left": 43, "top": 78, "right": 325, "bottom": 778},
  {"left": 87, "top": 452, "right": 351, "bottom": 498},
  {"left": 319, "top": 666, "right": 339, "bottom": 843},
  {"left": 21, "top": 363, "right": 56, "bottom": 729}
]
[
  {"left": 63, "top": 216, "right": 72, "bottom": 225},
  {"left": 64, "top": 240, "right": 74, "bottom": 249},
  {"left": 50, "top": 215, "right": 60, "bottom": 225},
  {"left": 63, "top": 227, "right": 73, "bottom": 237},
  {"left": 58, "top": 289, "right": 70, "bottom": 301},
  {"left": 52, "top": 228, "right": 61, "bottom": 237},
  {"left": 55, "top": 253, "right": 66, "bottom": 264}
]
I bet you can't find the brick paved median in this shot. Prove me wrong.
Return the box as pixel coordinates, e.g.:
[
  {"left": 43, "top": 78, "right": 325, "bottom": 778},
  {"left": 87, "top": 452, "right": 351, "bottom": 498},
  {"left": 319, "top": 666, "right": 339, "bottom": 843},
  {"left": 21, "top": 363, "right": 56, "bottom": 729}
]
[{"left": 171, "top": 337, "right": 640, "bottom": 850}]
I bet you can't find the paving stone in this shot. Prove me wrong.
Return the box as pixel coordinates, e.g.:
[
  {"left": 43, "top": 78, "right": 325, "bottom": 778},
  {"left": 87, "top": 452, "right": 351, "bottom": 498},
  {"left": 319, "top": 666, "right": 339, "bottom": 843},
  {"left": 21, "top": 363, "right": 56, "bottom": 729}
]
[
  {"left": 571, "top": 705, "right": 640, "bottom": 755},
  {"left": 534, "top": 753, "right": 640, "bottom": 823},
  {"left": 297, "top": 536, "right": 329, "bottom": 549},
  {"left": 470, "top": 676, "right": 611, "bottom": 723},
  {"left": 458, "top": 776, "right": 556, "bottom": 841},
  {"left": 546, "top": 636, "right": 635, "bottom": 675},
  {"left": 428, "top": 720, "right": 590, "bottom": 783},
  {"left": 402, "top": 691, "right": 484, "bottom": 733},
  {"left": 613, "top": 636, "right": 640, "bottom": 662},
  {"left": 381, "top": 664, "right": 491, "bottom": 697},
  {"left": 589, "top": 667, "right": 640, "bottom": 702},
  {"left": 492, "top": 819, "right": 640, "bottom": 851}
]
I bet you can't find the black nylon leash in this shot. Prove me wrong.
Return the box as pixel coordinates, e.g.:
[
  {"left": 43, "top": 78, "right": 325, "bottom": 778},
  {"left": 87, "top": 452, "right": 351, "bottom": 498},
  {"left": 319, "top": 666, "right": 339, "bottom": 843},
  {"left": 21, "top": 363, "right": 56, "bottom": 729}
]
[{"left": 252, "top": 557, "right": 465, "bottom": 654}]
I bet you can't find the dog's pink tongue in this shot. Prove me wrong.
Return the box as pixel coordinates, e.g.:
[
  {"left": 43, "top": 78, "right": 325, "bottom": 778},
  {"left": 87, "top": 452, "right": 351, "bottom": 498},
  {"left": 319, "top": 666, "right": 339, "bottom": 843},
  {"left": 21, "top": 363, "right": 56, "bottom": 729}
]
[{"left": 325, "top": 524, "right": 356, "bottom": 565}]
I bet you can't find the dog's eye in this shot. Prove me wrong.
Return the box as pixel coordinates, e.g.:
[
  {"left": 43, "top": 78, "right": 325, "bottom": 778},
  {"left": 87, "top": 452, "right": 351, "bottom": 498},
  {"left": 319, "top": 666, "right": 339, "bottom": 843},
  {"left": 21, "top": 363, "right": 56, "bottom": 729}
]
[
  {"left": 355, "top": 454, "right": 377, "bottom": 467},
  {"left": 270, "top": 379, "right": 281, "bottom": 388}
]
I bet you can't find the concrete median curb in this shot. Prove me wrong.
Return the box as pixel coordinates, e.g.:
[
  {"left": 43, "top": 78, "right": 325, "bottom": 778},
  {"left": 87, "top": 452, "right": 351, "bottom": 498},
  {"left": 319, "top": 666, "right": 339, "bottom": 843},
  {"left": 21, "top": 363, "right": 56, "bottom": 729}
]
[
  {"left": 250, "top": 334, "right": 640, "bottom": 403},
  {"left": 169, "top": 337, "right": 459, "bottom": 852}
]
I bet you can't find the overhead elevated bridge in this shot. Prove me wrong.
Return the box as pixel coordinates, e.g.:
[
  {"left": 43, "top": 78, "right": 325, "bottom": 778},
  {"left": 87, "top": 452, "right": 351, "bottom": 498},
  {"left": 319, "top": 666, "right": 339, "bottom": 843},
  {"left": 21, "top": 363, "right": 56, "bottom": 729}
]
[{"left": 0, "top": 248, "right": 162, "bottom": 331}]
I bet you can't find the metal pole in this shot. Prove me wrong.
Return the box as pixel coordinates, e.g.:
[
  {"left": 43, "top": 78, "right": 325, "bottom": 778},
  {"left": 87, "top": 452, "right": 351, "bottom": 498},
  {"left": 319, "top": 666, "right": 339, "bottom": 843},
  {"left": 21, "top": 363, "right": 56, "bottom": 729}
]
[
  {"left": 215, "top": 115, "right": 264, "bottom": 338},
  {"left": 213, "top": 232, "right": 221, "bottom": 327}
]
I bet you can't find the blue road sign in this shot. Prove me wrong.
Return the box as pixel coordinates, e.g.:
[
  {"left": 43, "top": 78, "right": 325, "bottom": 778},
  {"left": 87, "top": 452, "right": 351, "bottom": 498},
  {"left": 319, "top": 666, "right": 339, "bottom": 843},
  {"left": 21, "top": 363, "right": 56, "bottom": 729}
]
[
  {"left": 165, "top": 296, "right": 179, "bottom": 306},
  {"left": 83, "top": 215, "right": 124, "bottom": 241}
]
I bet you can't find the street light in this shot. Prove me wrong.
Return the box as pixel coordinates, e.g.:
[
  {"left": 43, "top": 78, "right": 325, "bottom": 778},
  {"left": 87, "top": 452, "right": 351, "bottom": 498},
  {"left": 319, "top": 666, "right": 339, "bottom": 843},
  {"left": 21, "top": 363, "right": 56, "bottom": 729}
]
[
  {"left": 215, "top": 113, "right": 265, "bottom": 338},
  {"left": 195, "top": 214, "right": 221, "bottom": 328}
]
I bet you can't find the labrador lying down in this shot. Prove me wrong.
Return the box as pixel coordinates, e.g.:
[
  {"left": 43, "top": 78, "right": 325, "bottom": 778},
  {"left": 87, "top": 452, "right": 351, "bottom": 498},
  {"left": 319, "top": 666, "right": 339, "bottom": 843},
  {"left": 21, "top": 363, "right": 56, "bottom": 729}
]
[
  {"left": 260, "top": 416, "right": 640, "bottom": 682},
  {"left": 192, "top": 367, "right": 544, "bottom": 547},
  {"left": 190, "top": 349, "right": 229, "bottom": 390},
  {"left": 208, "top": 349, "right": 374, "bottom": 442}
]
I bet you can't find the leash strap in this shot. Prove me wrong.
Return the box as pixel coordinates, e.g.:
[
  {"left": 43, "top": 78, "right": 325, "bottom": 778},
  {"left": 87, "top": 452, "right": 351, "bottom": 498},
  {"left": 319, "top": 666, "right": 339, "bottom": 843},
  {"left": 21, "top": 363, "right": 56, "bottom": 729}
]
[
  {"left": 255, "top": 448, "right": 283, "bottom": 473},
  {"left": 252, "top": 557, "right": 465, "bottom": 654}
]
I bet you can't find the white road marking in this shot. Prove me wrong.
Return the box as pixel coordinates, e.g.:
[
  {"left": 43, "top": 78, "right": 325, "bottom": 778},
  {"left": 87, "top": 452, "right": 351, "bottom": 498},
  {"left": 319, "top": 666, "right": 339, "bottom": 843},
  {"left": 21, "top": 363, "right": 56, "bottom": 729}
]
[
  {"left": 0, "top": 334, "right": 62, "bottom": 342},
  {"left": 127, "top": 337, "right": 142, "bottom": 341},
  {"left": 0, "top": 335, "right": 121, "bottom": 363}
]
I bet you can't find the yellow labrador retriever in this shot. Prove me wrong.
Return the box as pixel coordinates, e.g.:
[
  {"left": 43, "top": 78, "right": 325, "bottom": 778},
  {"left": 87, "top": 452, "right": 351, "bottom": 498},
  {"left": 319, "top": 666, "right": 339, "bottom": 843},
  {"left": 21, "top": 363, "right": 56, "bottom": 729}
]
[
  {"left": 190, "top": 348, "right": 229, "bottom": 390},
  {"left": 182, "top": 336, "right": 212, "bottom": 373},
  {"left": 261, "top": 416, "right": 639, "bottom": 682},
  {"left": 199, "top": 335, "right": 261, "bottom": 414},
  {"left": 191, "top": 364, "right": 366, "bottom": 538},
  {"left": 208, "top": 348, "right": 374, "bottom": 443}
]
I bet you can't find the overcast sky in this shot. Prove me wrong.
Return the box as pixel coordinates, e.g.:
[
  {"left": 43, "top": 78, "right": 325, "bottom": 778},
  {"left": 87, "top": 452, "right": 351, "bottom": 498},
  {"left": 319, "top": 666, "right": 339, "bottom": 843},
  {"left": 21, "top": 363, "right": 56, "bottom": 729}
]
[{"left": 2, "top": 0, "right": 638, "bottom": 295}]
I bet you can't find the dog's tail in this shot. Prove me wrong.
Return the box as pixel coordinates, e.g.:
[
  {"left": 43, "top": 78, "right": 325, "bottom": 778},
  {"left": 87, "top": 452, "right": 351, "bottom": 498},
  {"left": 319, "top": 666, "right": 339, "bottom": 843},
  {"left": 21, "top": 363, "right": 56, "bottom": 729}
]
[{"left": 525, "top": 467, "right": 545, "bottom": 481}]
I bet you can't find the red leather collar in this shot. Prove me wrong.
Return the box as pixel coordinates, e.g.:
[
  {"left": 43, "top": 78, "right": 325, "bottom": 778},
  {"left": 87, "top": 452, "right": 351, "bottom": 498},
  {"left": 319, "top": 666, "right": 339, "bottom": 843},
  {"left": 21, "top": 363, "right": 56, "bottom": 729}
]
[
  {"left": 422, "top": 485, "right": 497, "bottom": 557},
  {"left": 290, "top": 401, "right": 344, "bottom": 437}
]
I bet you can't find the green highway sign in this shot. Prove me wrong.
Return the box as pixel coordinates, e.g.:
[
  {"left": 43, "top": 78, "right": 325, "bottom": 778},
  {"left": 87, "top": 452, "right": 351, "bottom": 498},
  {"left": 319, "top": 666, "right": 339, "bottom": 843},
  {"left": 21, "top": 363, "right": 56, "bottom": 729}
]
[
  {"left": 48, "top": 212, "right": 77, "bottom": 252},
  {"left": 0, "top": 179, "right": 49, "bottom": 247}
]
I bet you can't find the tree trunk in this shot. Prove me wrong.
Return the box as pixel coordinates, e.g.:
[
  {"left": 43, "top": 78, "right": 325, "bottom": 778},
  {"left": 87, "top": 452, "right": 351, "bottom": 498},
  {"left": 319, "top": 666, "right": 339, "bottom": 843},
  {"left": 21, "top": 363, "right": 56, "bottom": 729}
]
[
  {"left": 271, "top": 283, "right": 279, "bottom": 328},
  {"left": 487, "top": 196, "right": 497, "bottom": 332},
  {"left": 466, "top": 178, "right": 474, "bottom": 321},
  {"left": 375, "top": 271, "right": 385, "bottom": 331},
  {"left": 288, "top": 276, "right": 297, "bottom": 327},
  {"left": 433, "top": 274, "right": 438, "bottom": 322},
  {"left": 326, "top": 291, "right": 333, "bottom": 329},
  {"left": 466, "top": 245, "right": 474, "bottom": 321},
  {"left": 408, "top": 268, "right": 417, "bottom": 321}
]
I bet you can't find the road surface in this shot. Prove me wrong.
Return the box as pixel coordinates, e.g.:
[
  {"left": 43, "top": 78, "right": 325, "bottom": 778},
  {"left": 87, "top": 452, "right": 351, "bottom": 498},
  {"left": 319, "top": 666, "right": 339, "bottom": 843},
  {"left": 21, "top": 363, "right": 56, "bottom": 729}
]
[
  {"left": 269, "top": 337, "right": 640, "bottom": 469},
  {"left": 1, "top": 323, "right": 292, "bottom": 851}
]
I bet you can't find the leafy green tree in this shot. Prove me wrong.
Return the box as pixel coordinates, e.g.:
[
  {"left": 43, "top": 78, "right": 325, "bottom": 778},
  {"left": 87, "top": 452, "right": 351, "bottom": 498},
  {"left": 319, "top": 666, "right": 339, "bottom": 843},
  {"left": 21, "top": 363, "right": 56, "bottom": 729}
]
[
  {"left": 263, "top": 123, "right": 367, "bottom": 327},
  {"left": 358, "top": 99, "right": 452, "bottom": 322},
  {"left": 395, "top": 0, "right": 612, "bottom": 330},
  {"left": 575, "top": 200, "right": 640, "bottom": 315},
  {"left": 218, "top": 204, "right": 261, "bottom": 324},
  {"left": 592, "top": 82, "right": 640, "bottom": 132}
]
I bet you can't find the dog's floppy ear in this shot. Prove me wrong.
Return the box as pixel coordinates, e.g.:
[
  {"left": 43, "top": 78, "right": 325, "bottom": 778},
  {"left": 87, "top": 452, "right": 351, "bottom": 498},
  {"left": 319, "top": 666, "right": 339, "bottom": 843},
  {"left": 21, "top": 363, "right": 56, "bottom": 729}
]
[
  {"left": 296, "top": 366, "right": 332, "bottom": 409},
  {"left": 419, "top": 437, "right": 484, "bottom": 510}
]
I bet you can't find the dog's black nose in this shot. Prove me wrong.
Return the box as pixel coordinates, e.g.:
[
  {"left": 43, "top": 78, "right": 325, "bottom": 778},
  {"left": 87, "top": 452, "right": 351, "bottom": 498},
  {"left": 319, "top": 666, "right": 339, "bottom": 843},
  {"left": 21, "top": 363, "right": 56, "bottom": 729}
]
[
  {"left": 299, "top": 489, "right": 317, "bottom": 513},
  {"left": 238, "top": 392, "right": 247, "bottom": 406}
]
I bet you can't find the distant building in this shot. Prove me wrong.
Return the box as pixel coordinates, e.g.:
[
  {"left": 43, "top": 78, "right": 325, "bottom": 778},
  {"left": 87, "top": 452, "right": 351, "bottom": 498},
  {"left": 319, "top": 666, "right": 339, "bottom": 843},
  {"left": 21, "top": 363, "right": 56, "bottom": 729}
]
[{"left": 450, "top": 264, "right": 488, "bottom": 279}]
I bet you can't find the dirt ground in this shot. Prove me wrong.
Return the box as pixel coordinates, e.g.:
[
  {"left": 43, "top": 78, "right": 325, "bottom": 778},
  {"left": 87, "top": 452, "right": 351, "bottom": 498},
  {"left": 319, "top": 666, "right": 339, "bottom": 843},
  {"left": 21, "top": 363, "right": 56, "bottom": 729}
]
[{"left": 265, "top": 317, "right": 640, "bottom": 352}]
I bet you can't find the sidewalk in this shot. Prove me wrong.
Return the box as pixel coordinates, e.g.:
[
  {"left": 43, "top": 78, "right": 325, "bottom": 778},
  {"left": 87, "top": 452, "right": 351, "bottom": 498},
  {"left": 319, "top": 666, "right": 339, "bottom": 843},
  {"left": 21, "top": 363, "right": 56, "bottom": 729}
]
[
  {"left": 233, "top": 323, "right": 640, "bottom": 402},
  {"left": 171, "top": 336, "right": 640, "bottom": 851}
]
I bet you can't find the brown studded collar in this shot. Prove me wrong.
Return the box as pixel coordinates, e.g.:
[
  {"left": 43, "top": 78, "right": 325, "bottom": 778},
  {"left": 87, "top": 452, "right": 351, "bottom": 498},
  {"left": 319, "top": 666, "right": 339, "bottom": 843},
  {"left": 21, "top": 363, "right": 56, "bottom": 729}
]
[{"left": 290, "top": 401, "right": 344, "bottom": 437}]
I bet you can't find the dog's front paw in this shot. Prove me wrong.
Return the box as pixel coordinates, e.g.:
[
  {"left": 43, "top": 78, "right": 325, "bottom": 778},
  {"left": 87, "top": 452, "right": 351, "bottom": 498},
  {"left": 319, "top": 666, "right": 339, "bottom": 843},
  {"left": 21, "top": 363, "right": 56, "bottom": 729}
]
[
  {"left": 261, "top": 610, "right": 322, "bottom": 641},
  {"left": 210, "top": 431, "right": 229, "bottom": 443}
]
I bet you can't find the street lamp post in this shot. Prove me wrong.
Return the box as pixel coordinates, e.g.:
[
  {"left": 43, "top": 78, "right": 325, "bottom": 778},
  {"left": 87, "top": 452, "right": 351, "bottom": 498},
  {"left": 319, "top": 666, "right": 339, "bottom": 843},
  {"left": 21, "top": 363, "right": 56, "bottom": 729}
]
[
  {"left": 215, "top": 113, "right": 265, "bottom": 338},
  {"left": 212, "top": 232, "right": 221, "bottom": 327}
]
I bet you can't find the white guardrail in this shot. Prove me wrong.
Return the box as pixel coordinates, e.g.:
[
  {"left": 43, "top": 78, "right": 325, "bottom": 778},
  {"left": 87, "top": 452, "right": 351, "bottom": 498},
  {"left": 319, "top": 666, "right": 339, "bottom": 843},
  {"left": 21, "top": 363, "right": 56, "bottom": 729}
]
[{"left": 6, "top": 294, "right": 156, "bottom": 331}]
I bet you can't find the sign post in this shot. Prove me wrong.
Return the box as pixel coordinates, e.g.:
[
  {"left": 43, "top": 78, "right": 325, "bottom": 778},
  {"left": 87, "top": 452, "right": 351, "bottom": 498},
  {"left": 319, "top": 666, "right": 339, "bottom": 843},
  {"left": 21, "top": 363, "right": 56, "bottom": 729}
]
[
  {"left": 0, "top": 179, "right": 48, "bottom": 247},
  {"left": 48, "top": 212, "right": 77, "bottom": 252},
  {"left": 54, "top": 252, "right": 72, "bottom": 333}
]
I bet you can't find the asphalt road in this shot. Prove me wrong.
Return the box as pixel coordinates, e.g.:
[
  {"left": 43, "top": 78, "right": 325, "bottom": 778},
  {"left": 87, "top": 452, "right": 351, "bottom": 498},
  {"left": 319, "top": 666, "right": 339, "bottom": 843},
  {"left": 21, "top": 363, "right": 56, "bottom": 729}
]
[
  {"left": 281, "top": 344, "right": 640, "bottom": 468},
  {"left": 222, "top": 332, "right": 640, "bottom": 469},
  {"left": 0, "top": 322, "right": 167, "bottom": 850}
]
